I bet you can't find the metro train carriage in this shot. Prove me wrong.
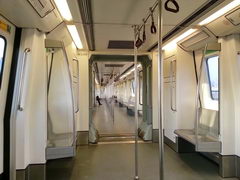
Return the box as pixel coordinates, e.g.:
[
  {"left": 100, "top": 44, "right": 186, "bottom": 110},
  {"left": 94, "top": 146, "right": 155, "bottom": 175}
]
[{"left": 0, "top": 0, "right": 240, "bottom": 179}]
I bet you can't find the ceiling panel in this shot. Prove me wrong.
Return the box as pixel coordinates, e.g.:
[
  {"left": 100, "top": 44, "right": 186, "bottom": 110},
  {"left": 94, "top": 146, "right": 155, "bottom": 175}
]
[
  {"left": 92, "top": 0, "right": 155, "bottom": 25},
  {"left": 0, "top": 0, "right": 62, "bottom": 32},
  {"left": 92, "top": 0, "right": 210, "bottom": 51}
]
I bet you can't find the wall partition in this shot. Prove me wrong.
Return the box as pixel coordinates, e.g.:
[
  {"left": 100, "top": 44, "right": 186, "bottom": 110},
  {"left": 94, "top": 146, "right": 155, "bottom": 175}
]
[{"left": 45, "top": 39, "right": 76, "bottom": 160}]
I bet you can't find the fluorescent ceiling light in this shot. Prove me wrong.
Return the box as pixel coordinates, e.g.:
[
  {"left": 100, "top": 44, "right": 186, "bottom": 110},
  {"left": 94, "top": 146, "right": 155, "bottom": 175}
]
[
  {"left": 163, "top": 29, "right": 197, "bottom": 50},
  {"left": 54, "top": 0, "right": 72, "bottom": 21},
  {"left": 120, "top": 75, "right": 126, "bottom": 79},
  {"left": 120, "top": 64, "right": 142, "bottom": 79},
  {"left": 67, "top": 25, "right": 83, "bottom": 49},
  {"left": 95, "top": 78, "right": 99, "bottom": 85},
  {"left": 199, "top": 0, "right": 240, "bottom": 25}
]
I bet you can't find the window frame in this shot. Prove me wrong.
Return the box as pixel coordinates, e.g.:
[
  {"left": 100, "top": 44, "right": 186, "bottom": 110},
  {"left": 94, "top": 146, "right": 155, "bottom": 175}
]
[
  {"left": 0, "top": 35, "right": 7, "bottom": 90},
  {"left": 206, "top": 55, "right": 219, "bottom": 101}
]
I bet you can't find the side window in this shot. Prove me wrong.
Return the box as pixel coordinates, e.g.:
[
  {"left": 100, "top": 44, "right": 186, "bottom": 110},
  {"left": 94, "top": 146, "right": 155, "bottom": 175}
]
[
  {"left": 206, "top": 56, "right": 219, "bottom": 100},
  {"left": 0, "top": 36, "right": 6, "bottom": 89}
]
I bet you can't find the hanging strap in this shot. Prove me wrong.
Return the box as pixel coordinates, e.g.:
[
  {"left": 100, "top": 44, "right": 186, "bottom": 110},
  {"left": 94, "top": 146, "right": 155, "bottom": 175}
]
[
  {"left": 135, "top": 28, "right": 143, "bottom": 48},
  {"left": 142, "top": 19, "right": 146, "bottom": 42},
  {"left": 150, "top": 10, "right": 157, "bottom": 34},
  {"left": 164, "top": 0, "right": 179, "bottom": 13}
]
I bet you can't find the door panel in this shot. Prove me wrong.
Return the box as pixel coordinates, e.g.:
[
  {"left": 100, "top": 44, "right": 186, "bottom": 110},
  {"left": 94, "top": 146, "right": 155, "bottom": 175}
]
[
  {"left": 0, "top": 16, "right": 15, "bottom": 175},
  {"left": 163, "top": 56, "right": 177, "bottom": 143}
]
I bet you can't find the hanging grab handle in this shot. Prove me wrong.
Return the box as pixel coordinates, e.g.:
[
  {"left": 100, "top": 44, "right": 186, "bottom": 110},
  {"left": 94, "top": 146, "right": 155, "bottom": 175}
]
[
  {"left": 150, "top": 9, "right": 157, "bottom": 34},
  {"left": 165, "top": 0, "right": 179, "bottom": 13},
  {"left": 142, "top": 19, "right": 146, "bottom": 43},
  {"left": 135, "top": 27, "right": 143, "bottom": 48}
]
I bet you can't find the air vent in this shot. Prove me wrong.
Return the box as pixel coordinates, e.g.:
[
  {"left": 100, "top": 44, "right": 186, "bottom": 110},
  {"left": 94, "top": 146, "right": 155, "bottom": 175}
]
[
  {"left": 27, "top": 0, "right": 54, "bottom": 18},
  {"left": 180, "top": 31, "right": 209, "bottom": 48},
  {"left": 178, "top": 28, "right": 216, "bottom": 51},
  {"left": 105, "top": 64, "right": 125, "bottom": 67},
  {"left": 108, "top": 41, "right": 134, "bottom": 49},
  {"left": 225, "top": 8, "right": 240, "bottom": 26}
]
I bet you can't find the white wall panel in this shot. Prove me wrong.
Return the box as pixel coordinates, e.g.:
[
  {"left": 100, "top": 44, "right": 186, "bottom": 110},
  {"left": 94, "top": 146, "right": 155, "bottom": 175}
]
[
  {"left": 16, "top": 29, "right": 47, "bottom": 169},
  {"left": 219, "top": 34, "right": 240, "bottom": 156},
  {"left": 176, "top": 47, "right": 196, "bottom": 130},
  {"left": 76, "top": 52, "right": 89, "bottom": 131},
  {"left": 160, "top": 46, "right": 196, "bottom": 142}
]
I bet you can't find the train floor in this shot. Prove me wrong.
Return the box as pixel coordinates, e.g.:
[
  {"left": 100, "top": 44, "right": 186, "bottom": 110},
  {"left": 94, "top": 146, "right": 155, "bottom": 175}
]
[
  {"left": 16, "top": 100, "right": 238, "bottom": 180},
  {"left": 41, "top": 143, "right": 237, "bottom": 180},
  {"left": 92, "top": 99, "right": 137, "bottom": 135}
]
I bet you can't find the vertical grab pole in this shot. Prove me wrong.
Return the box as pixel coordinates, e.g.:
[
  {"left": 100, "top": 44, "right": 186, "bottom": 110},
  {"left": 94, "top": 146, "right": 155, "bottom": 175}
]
[
  {"left": 133, "top": 25, "right": 139, "bottom": 180},
  {"left": 157, "top": 1, "right": 164, "bottom": 180}
]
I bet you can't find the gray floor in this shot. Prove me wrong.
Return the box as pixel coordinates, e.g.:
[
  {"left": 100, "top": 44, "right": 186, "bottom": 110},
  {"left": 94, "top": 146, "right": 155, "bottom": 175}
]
[
  {"left": 45, "top": 143, "right": 237, "bottom": 180},
  {"left": 93, "top": 99, "right": 136, "bottom": 135},
  {"left": 17, "top": 100, "right": 238, "bottom": 179}
]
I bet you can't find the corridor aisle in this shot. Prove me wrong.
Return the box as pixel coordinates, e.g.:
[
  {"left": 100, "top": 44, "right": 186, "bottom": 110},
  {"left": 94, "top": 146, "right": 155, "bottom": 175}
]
[
  {"left": 92, "top": 99, "right": 136, "bottom": 135},
  {"left": 45, "top": 144, "right": 238, "bottom": 180}
]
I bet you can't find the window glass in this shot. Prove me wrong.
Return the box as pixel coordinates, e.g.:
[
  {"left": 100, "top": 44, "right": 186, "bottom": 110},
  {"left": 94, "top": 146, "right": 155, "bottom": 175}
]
[
  {"left": 0, "top": 37, "right": 6, "bottom": 74},
  {"left": 206, "top": 56, "right": 219, "bottom": 100}
]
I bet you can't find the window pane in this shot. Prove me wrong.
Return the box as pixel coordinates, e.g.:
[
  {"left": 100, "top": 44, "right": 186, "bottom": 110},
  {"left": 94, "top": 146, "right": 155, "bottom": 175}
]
[
  {"left": 0, "top": 37, "right": 5, "bottom": 74},
  {"left": 207, "top": 56, "right": 219, "bottom": 100}
]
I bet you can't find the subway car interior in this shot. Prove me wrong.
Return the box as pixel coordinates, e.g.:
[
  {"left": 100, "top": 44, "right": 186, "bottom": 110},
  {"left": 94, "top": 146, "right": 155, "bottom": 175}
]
[{"left": 0, "top": 0, "right": 240, "bottom": 179}]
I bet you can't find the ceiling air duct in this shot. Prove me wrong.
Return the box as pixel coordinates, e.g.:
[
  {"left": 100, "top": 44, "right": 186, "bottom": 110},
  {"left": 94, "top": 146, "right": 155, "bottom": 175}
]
[
  {"left": 178, "top": 28, "right": 217, "bottom": 51},
  {"left": 27, "top": 0, "right": 55, "bottom": 18},
  {"left": 104, "top": 64, "right": 125, "bottom": 67},
  {"left": 108, "top": 41, "right": 134, "bottom": 49},
  {"left": 77, "top": 0, "right": 95, "bottom": 51}
]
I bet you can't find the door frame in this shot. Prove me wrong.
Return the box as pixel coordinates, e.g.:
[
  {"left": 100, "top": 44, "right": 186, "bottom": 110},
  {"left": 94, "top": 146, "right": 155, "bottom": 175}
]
[
  {"left": 2, "top": 24, "right": 21, "bottom": 180},
  {"left": 88, "top": 54, "right": 152, "bottom": 143}
]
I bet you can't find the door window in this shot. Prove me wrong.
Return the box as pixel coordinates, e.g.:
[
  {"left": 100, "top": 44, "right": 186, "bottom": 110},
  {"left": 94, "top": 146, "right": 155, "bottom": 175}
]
[
  {"left": 206, "top": 56, "right": 219, "bottom": 100},
  {"left": 0, "top": 36, "right": 6, "bottom": 88}
]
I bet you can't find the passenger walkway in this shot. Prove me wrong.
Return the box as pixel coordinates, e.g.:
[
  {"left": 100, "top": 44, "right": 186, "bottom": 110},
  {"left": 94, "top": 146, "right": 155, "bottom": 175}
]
[
  {"left": 45, "top": 144, "right": 237, "bottom": 180},
  {"left": 92, "top": 99, "right": 136, "bottom": 135}
]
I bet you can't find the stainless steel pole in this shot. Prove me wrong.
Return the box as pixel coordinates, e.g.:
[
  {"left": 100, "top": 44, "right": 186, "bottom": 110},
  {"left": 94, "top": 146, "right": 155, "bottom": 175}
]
[
  {"left": 157, "top": 1, "right": 164, "bottom": 180},
  {"left": 133, "top": 25, "right": 139, "bottom": 180}
]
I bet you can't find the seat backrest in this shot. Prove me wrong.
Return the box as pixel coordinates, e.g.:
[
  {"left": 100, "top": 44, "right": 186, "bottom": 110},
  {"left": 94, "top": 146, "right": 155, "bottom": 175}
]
[{"left": 198, "top": 108, "right": 219, "bottom": 138}]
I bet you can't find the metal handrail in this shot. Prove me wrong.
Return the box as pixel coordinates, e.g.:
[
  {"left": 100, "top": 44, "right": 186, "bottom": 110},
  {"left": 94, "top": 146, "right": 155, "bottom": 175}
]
[
  {"left": 18, "top": 48, "right": 30, "bottom": 111},
  {"left": 195, "top": 44, "right": 207, "bottom": 151},
  {"left": 157, "top": 1, "right": 164, "bottom": 179},
  {"left": 133, "top": 25, "right": 139, "bottom": 180},
  {"left": 170, "top": 60, "right": 177, "bottom": 112},
  {"left": 139, "top": 70, "right": 143, "bottom": 106}
]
